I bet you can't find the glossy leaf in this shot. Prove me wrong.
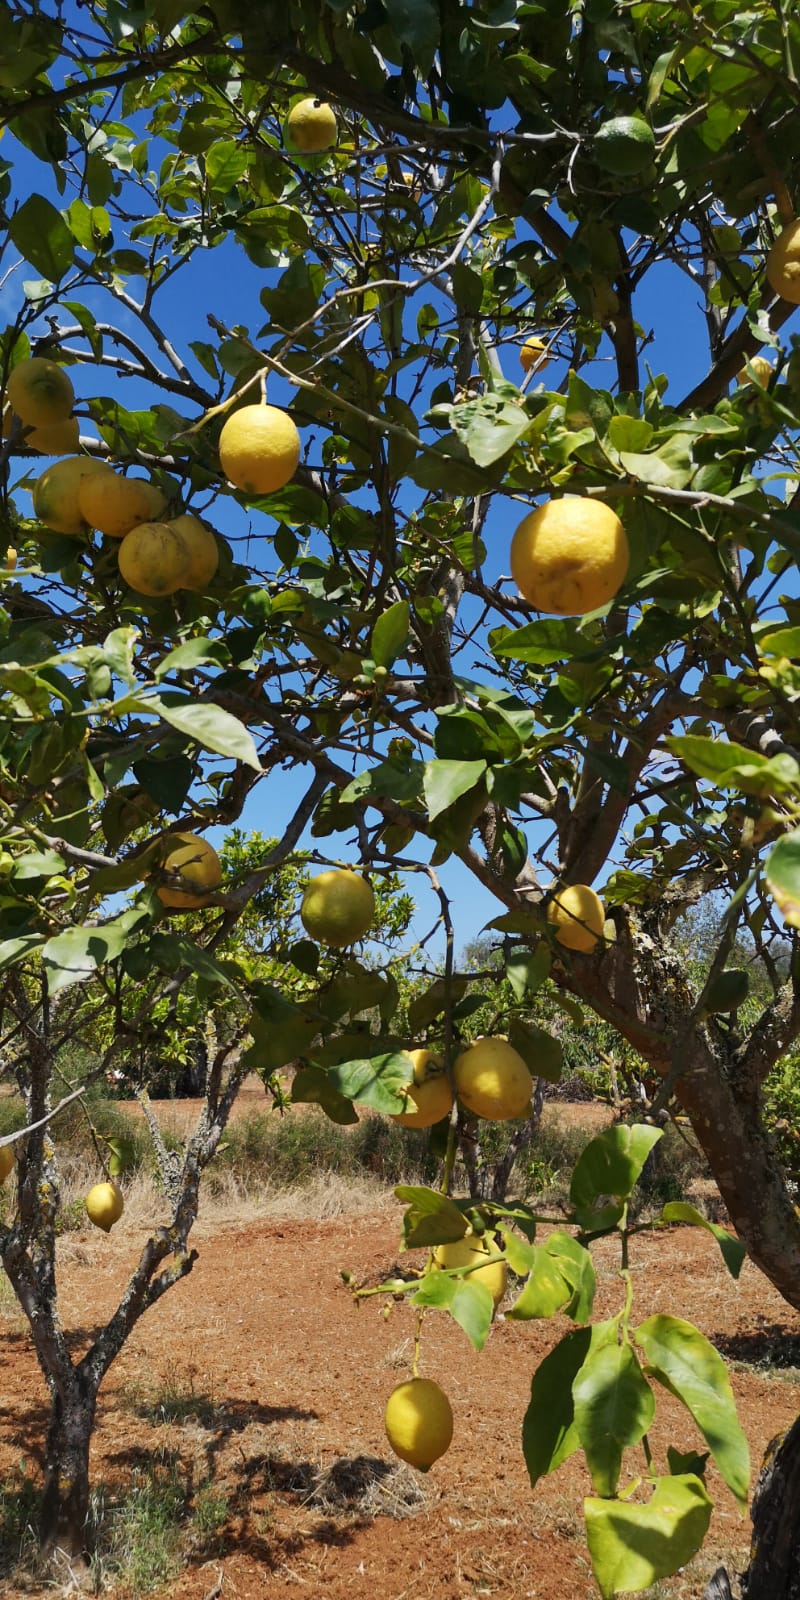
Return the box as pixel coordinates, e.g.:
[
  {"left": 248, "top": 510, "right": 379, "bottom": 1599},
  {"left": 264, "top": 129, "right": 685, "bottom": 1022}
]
[
  {"left": 522, "top": 1320, "right": 618, "bottom": 1488},
  {"left": 585, "top": 1475, "right": 713, "bottom": 1598},
  {"left": 573, "top": 1341, "right": 655, "bottom": 1496},
  {"left": 635, "top": 1314, "right": 750, "bottom": 1505}
]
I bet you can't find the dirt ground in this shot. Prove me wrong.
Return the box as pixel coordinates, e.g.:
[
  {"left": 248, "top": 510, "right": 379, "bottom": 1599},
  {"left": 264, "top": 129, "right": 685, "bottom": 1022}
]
[{"left": 0, "top": 1105, "right": 799, "bottom": 1599}]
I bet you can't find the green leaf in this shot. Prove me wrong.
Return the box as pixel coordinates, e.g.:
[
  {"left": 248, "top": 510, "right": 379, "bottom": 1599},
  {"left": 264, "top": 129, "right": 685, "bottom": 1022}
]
[
  {"left": 584, "top": 1475, "right": 713, "bottom": 1599},
  {"left": 10, "top": 849, "right": 66, "bottom": 885},
  {"left": 325, "top": 1051, "right": 416, "bottom": 1114},
  {"left": 290, "top": 1066, "right": 359, "bottom": 1125},
  {"left": 660, "top": 1202, "right": 746, "bottom": 1279},
  {"left": 573, "top": 1342, "right": 655, "bottom": 1496},
  {"left": 42, "top": 908, "right": 149, "bottom": 994},
  {"left": 148, "top": 695, "right": 261, "bottom": 771},
  {"left": 106, "top": 1137, "right": 137, "bottom": 1177},
  {"left": 9, "top": 195, "right": 74, "bottom": 280},
  {"left": 758, "top": 626, "right": 800, "bottom": 656},
  {"left": 766, "top": 830, "right": 800, "bottom": 927},
  {"left": 371, "top": 600, "right": 410, "bottom": 669},
  {"left": 396, "top": 1184, "right": 468, "bottom": 1249},
  {"left": 667, "top": 734, "right": 800, "bottom": 796},
  {"left": 570, "top": 1124, "right": 663, "bottom": 1229},
  {"left": 154, "top": 639, "right": 230, "bottom": 680},
  {"left": 423, "top": 758, "right": 486, "bottom": 821},
  {"left": 506, "top": 1245, "right": 573, "bottom": 1320},
  {"left": 543, "top": 1231, "right": 596, "bottom": 1322},
  {"left": 204, "top": 139, "right": 249, "bottom": 191},
  {"left": 508, "top": 1018, "right": 563, "bottom": 1084},
  {"left": 490, "top": 618, "right": 584, "bottom": 664},
  {"left": 634, "top": 1314, "right": 750, "bottom": 1505},
  {"left": 383, "top": 0, "right": 440, "bottom": 74},
  {"left": 450, "top": 395, "right": 530, "bottom": 467},
  {"left": 412, "top": 1270, "right": 495, "bottom": 1351},
  {"left": 522, "top": 1320, "right": 618, "bottom": 1488},
  {"left": 0, "top": 934, "right": 45, "bottom": 972},
  {"left": 607, "top": 415, "right": 654, "bottom": 452},
  {"left": 505, "top": 944, "right": 551, "bottom": 1001}
]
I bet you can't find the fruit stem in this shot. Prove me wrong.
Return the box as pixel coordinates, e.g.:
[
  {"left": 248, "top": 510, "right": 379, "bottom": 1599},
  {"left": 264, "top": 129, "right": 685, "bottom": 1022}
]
[{"left": 412, "top": 1304, "right": 423, "bottom": 1378}]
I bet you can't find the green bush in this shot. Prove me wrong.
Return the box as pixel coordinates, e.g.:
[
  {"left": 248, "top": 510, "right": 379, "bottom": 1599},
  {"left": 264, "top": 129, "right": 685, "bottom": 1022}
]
[
  {"left": 209, "top": 1108, "right": 438, "bottom": 1189},
  {"left": 763, "top": 1051, "right": 800, "bottom": 1186}
]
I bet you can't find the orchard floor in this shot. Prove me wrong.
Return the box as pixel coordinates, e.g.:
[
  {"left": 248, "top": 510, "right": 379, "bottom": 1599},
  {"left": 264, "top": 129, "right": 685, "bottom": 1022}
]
[{"left": 0, "top": 1118, "right": 799, "bottom": 1598}]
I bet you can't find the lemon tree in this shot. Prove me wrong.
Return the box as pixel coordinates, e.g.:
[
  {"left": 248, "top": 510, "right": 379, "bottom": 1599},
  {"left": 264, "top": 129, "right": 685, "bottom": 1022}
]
[{"left": 2, "top": 0, "right": 800, "bottom": 1591}]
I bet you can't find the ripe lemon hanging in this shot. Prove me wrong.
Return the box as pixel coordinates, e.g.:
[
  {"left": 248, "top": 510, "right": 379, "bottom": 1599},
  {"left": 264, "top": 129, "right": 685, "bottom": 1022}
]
[
  {"left": 433, "top": 1234, "right": 507, "bottom": 1308},
  {"left": 510, "top": 497, "right": 629, "bottom": 615},
  {"left": 117, "top": 520, "right": 192, "bottom": 596},
  {"left": 168, "top": 514, "right": 219, "bottom": 590},
  {"left": 218, "top": 404, "right": 301, "bottom": 496},
  {"left": 736, "top": 356, "right": 773, "bottom": 388},
  {"left": 85, "top": 1181, "right": 124, "bottom": 1233},
  {"left": 390, "top": 1049, "right": 453, "bottom": 1129},
  {"left": 519, "top": 337, "right": 547, "bottom": 374},
  {"left": 766, "top": 219, "right": 800, "bottom": 305},
  {"left": 0, "top": 1146, "right": 15, "bottom": 1182},
  {"left": 547, "top": 883, "right": 605, "bottom": 952},
  {"left": 6, "top": 357, "right": 75, "bottom": 428},
  {"left": 25, "top": 417, "right": 81, "bottom": 455},
  {"left": 453, "top": 1036, "right": 533, "bottom": 1122},
  {"left": 156, "top": 832, "right": 222, "bottom": 909},
  {"left": 284, "top": 97, "right": 338, "bottom": 154},
  {"left": 78, "top": 471, "right": 168, "bottom": 538},
  {"left": 384, "top": 1378, "right": 453, "bottom": 1471},
  {"left": 33, "top": 456, "right": 114, "bottom": 537},
  {"left": 300, "top": 868, "right": 375, "bottom": 948}
]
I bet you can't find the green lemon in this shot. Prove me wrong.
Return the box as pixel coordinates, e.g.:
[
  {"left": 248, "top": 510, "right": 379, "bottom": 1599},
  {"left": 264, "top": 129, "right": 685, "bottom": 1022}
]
[{"left": 594, "top": 116, "right": 655, "bottom": 177}]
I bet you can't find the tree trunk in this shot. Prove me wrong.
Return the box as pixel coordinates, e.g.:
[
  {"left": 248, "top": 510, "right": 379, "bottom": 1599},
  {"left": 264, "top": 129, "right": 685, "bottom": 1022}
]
[
  {"left": 491, "top": 1078, "right": 546, "bottom": 1202},
  {"left": 40, "top": 1382, "right": 97, "bottom": 1560},
  {"left": 702, "top": 1570, "right": 734, "bottom": 1599},
  {"left": 741, "top": 1414, "right": 800, "bottom": 1599}
]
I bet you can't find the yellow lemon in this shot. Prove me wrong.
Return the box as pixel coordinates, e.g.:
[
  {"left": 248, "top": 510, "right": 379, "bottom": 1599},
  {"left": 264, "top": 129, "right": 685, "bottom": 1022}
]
[
  {"left": 519, "top": 336, "right": 547, "bottom": 374},
  {"left": 85, "top": 1181, "right": 124, "bottom": 1233},
  {"left": 33, "top": 455, "right": 113, "bottom": 537},
  {"left": 547, "top": 883, "right": 605, "bottom": 952},
  {"left": 384, "top": 1378, "right": 453, "bottom": 1471},
  {"left": 167, "top": 514, "right": 219, "bottom": 590},
  {"left": 453, "top": 1037, "right": 533, "bottom": 1122},
  {"left": 736, "top": 355, "right": 773, "bottom": 388},
  {"left": 0, "top": 1145, "right": 15, "bottom": 1182},
  {"left": 300, "top": 868, "right": 374, "bottom": 948},
  {"left": 156, "top": 832, "right": 222, "bottom": 909},
  {"left": 510, "top": 497, "right": 629, "bottom": 615},
  {"left": 78, "top": 471, "right": 168, "bottom": 538},
  {"left": 218, "top": 403, "right": 301, "bottom": 496},
  {"left": 25, "top": 416, "right": 81, "bottom": 455},
  {"left": 766, "top": 219, "right": 800, "bottom": 305},
  {"left": 433, "top": 1234, "right": 507, "bottom": 1308},
  {"left": 117, "top": 520, "right": 192, "bottom": 596},
  {"left": 284, "top": 97, "right": 338, "bottom": 154},
  {"left": 3, "top": 548, "right": 17, "bottom": 571},
  {"left": 6, "top": 357, "right": 75, "bottom": 428},
  {"left": 390, "top": 1049, "right": 453, "bottom": 1129}
]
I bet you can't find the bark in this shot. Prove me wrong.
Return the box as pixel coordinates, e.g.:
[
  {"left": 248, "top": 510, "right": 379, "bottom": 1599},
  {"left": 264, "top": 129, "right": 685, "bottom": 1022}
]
[
  {"left": 702, "top": 1570, "right": 734, "bottom": 1600},
  {"left": 40, "top": 1384, "right": 96, "bottom": 1559},
  {"left": 741, "top": 1414, "right": 800, "bottom": 1599},
  {"left": 491, "top": 1078, "right": 546, "bottom": 1202},
  {"left": 562, "top": 916, "right": 800, "bottom": 1311}
]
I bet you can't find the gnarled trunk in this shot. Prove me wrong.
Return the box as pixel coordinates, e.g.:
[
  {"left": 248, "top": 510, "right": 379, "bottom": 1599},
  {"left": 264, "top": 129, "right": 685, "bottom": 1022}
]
[{"left": 40, "top": 1382, "right": 97, "bottom": 1559}]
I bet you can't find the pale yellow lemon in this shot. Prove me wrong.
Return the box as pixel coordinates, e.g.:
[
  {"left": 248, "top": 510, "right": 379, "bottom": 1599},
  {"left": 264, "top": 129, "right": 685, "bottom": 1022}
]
[
  {"left": 766, "top": 219, "right": 800, "bottom": 305},
  {"left": 117, "top": 521, "right": 192, "bottom": 596},
  {"left": 284, "top": 98, "right": 338, "bottom": 154},
  {"left": 433, "top": 1234, "right": 507, "bottom": 1307},
  {"left": 547, "top": 883, "right": 605, "bottom": 952},
  {"left": 453, "top": 1037, "right": 533, "bottom": 1122},
  {"left": 390, "top": 1049, "right": 453, "bottom": 1129},
  {"left": 167, "top": 514, "right": 219, "bottom": 590},
  {"left": 78, "top": 471, "right": 168, "bottom": 538},
  {"left": 218, "top": 404, "right": 301, "bottom": 496},
  {"left": 510, "top": 497, "right": 629, "bottom": 615},
  {"left": 85, "top": 1181, "right": 124, "bottom": 1233},
  {"left": 736, "top": 355, "right": 773, "bottom": 388},
  {"left": 520, "top": 336, "right": 547, "bottom": 374},
  {"left": 384, "top": 1378, "right": 453, "bottom": 1471},
  {"left": 33, "top": 455, "right": 114, "bottom": 536},
  {"left": 300, "top": 868, "right": 374, "bottom": 948},
  {"left": 156, "top": 832, "right": 222, "bottom": 909},
  {"left": 6, "top": 357, "right": 75, "bottom": 427}
]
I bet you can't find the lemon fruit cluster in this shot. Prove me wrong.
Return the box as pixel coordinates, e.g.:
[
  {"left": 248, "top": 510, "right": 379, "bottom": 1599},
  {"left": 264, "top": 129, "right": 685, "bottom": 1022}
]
[
  {"left": 156, "top": 833, "right": 222, "bottom": 909},
  {"left": 384, "top": 1377, "right": 453, "bottom": 1471},
  {"left": 390, "top": 1049, "right": 453, "bottom": 1129},
  {"left": 300, "top": 868, "right": 375, "bottom": 948},
  {"left": 453, "top": 1036, "right": 533, "bottom": 1121},
  {"left": 219, "top": 403, "right": 301, "bottom": 496},
  {"left": 511, "top": 497, "right": 629, "bottom": 615},
  {"left": 547, "top": 883, "right": 606, "bottom": 952},
  {"left": 766, "top": 219, "right": 800, "bottom": 304},
  {"left": 284, "top": 97, "right": 338, "bottom": 154},
  {"left": 85, "top": 1181, "right": 124, "bottom": 1233}
]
